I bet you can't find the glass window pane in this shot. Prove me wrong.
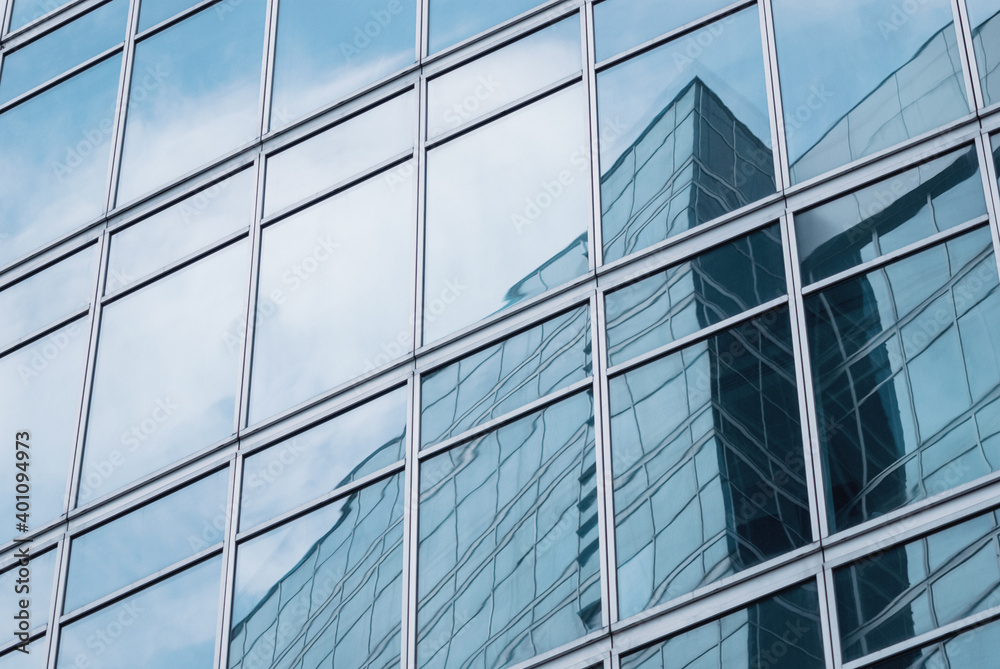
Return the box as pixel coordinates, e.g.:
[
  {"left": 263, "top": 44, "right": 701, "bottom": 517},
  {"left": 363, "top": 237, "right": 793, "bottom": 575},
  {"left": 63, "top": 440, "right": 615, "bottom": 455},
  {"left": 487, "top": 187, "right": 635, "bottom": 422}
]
[
  {"left": 598, "top": 7, "right": 775, "bottom": 263},
  {"left": 269, "top": 0, "right": 416, "bottom": 129},
  {"left": 56, "top": 557, "right": 222, "bottom": 669},
  {"left": 0, "top": 644, "right": 46, "bottom": 668},
  {"left": 0, "top": 245, "right": 98, "bottom": 349},
  {"left": 796, "top": 146, "right": 988, "bottom": 284},
  {"left": 969, "top": 0, "right": 1000, "bottom": 107},
  {"left": 0, "top": 0, "right": 128, "bottom": 104},
  {"left": 0, "top": 548, "right": 56, "bottom": 645},
  {"left": 250, "top": 168, "right": 415, "bottom": 423},
  {"left": 593, "top": 0, "right": 733, "bottom": 62},
  {"left": 107, "top": 168, "right": 255, "bottom": 293},
  {"left": 774, "top": 0, "right": 969, "bottom": 184},
  {"left": 240, "top": 388, "right": 407, "bottom": 531},
  {"left": 81, "top": 242, "right": 247, "bottom": 504},
  {"left": 427, "top": 17, "right": 581, "bottom": 139},
  {"left": 8, "top": 0, "right": 73, "bottom": 31},
  {"left": 65, "top": 469, "right": 228, "bottom": 613},
  {"left": 807, "top": 227, "right": 1000, "bottom": 532},
  {"left": 116, "top": 0, "right": 267, "bottom": 204},
  {"left": 230, "top": 474, "right": 404, "bottom": 669},
  {"left": 424, "top": 84, "right": 590, "bottom": 343},
  {"left": 606, "top": 224, "right": 786, "bottom": 367},
  {"left": 428, "top": 0, "right": 543, "bottom": 54},
  {"left": 866, "top": 617, "right": 1000, "bottom": 669},
  {"left": 138, "top": 0, "right": 201, "bottom": 31},
  {"left": 417, "top": 392, "right": 601, "bottom": 669},
  {"left": 0, "top": 56, "right": 121, "bottom": 268},
  {"left": 610, "top": 307, "right": 810, "bottom": 618},
  {"left": 264, "top": 91, "right": 414, "bottom": 217}
]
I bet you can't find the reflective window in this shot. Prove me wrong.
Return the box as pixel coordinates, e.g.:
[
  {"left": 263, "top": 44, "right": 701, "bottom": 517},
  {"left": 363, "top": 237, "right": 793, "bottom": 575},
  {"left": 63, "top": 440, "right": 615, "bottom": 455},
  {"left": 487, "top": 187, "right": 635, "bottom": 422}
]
[
  {"left": 138, "top": 0, "right": 201, "bottom": 31},
  {"left": 606, "top": 225, "right": 785, "bottom": 367},
  {"left": 796, "top": 145, "right": 987, "bottom": 284},
  {"left": 269, "top": 0, "right": 416, "bottom": 129},
  {"left": 116, "top": 0, "right": 267, "bottom": 204},
  {"left": 0, "top": 245, "right": 98, "bottom": 349},
  {"left": 240, "top": 388, "right": 407, "bottom": 530},
  {"left": 264, "top": 91, "right": 414, "bottom": 217},
  {"left": 807, "top": 227, "right": 1000, "bottom": 532},
  {"left": 81, "top": 242, "right": 247, "bottom": 504},
  {"left": 0, "top": 0, "right": 128, "bottom": 104},
  {"left": 65, "top": 470, "right": 228, "bottom": 613},
  {"left": 835, "top": 509, "right": 1000, "bottom": 662},
  {"left": 0, "top": 56, "right": 120, "bottom": 268},
  {"left": 598, "top": 7, "right": 775, "bottom": 263},
  {"left": 107, "top": 168, "right": 255, "bottom": 293},
  {"left": 773, "top": 0, "right": 969, "bottom": 184},
  {"left": 0, "top": 645, "right": 46, "bottom": 668},
  {"left": 0, "top": 548, "right": 56, "bottom": 644},
  {"left": 424, "top": 84, "right": 590, "bottom": 342},
  {"left": 428, "top": 0, "right": 544, "bottom": 54},
  {"left": 866, "top": 617, "right": 1000, "bottom": 669},
  {"left": 969, "top": 0, "right": 1000, "bottom": 107},
  {"left": 230, "top": 474, "right": 404, "bottom": 669},
  {"left": 621, "top": 582, "right": 825, "bottom": 669},
  {"left": 56, "top": 557, "right": 222, "bottom": 669},
  {"left": 8, "top": 0, "right": 73, "bottom": 31},
  {"left": 418, "top": 392, "right": 601, "bottom": 669},
  {"left": 610, "top": 308, "right": 809, "bottom": 618},
  {"left": 427, "top": 17, "right": 581, "bottom": 139},
  {"left": 593, "top": 0, "right": 734, "bottom": 62}
]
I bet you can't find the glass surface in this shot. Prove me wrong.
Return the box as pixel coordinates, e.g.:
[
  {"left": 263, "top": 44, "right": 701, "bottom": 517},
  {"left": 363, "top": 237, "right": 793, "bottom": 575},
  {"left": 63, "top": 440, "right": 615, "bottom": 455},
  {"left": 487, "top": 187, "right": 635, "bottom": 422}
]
[
  {"left": 427, "top": 18, "right": 581, "bottom": 138},
  {"left": 598, "top": 7, "right": 774, "bottom": 263},
  {"left": 424, "top": 84, "right": 590, "bottom": 342},
  {"left": 796, "top": 146, "right": 987, "bottom": 284},
  {"left": 422, "top": 306, "right": 591, "bottom": 448},
  {"left": 230, "top": 474, "right": 404, "bottom": 669},
  {"left": 263, "top": 91, "right": 414, "bottom": 217},
  {"left": 240, "top": 388, "right": 407, "bottom": 530},
  {"left": 0, "top": 548, "right": 56, "bottom": 645},
  {"left": 0, "top": 644, "right": 46, "bottom": 668},
  {"left": 56, "top": 557, "right": 222, "bottom": 669},
  {"left": 250, "top": 168, "right": 414, "bottom": 423},
  {"left": 269, "top": 0, "right": 416, "bottom": 129},
  {"left": 593, "top": 0, "right": 734, "bottom": 61},
  {"left": 0, "top": 56, "right": 120, "bottom": 268},
  {"left": 0, "top": 0, "right": 127, "bottom": 104},
  {"left": 65, "top": 470, "right": 228, "bottom": 613},
  {"left": 835, "top": 510, "right": 1000, "bottom": 662},
  {"left": 773, "top": 0, "right": 969, "bottom": 184},
  {"left": 621, "top": 582, "right": 825, "bottom": 669},
  {"left": 866, "top": 617, "right": 1000, "bottom": 669},
  {"left": 610, "top": 307, "right": 810, "bottom": 618},
  {"left": 969, "top": 0, "right": 1000, "bottom": 107},
  {"left": 428, "top": 0, "right": 543, "bottom": 53},
  {"left": 807, "top": 227, "right": 1000, "bottom": 531},
  {"left": 116, "top": 0, "right": 266, "bottom": 203},
  {"left": 138, "top": 0, "right": 201, "bottom": 31},
  {"left": 81, "top": 242, "right": 247, "bottom": 504},
  {"left": 417, "top": 392, "right": 601, "bottom": 669},
  {"left": 606, "top": 224, "right": 785, "bottom": 367},
  {"left": 108, "top": 168, "right": 255, "bottom": 293},
  {"left": 8, "top": 0, "right": 73, "bottom": 31},
  {"left": 0, "top": 320, "right": 90, "bottom": 541},
  {"left": 0, "top": 245, "right": 97, "bottom": 349}
]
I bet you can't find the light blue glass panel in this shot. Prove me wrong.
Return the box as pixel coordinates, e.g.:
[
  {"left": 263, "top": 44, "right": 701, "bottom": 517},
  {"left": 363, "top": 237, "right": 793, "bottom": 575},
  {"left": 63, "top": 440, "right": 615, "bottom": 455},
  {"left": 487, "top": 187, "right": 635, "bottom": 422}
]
[
  {"left": 428, "top": 0, "right": 543, "bottom": 53},
  {"left": 968, "top": 0, "right": 1000, "bottom": 107},
  {"left": 593, "top": 0, "right": 734, "bottom": 61},
  {"left": 8, "top": 0, "right": 73, "bottom": 31},
  {"left": 0, "top": 643, "right": 46, "bottom": 668},
  {"left": 138, "top": 0, "right": 201, "bottom": 31},
  {"left": 867, "top": 617, "right": 1000, "bottom": 668},
  {"left": 0, "top": 548, "right": 56, "bottom": 645}
]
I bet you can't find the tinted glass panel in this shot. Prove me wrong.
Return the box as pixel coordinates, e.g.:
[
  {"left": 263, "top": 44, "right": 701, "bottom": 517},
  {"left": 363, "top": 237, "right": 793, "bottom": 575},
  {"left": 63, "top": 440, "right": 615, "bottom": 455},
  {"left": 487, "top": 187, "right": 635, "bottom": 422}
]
[
  {"left": 606, "top": 224, "right": 785, "bottom": 367},
  {"left": 593, "top": 0, "right": 734, "bottom": 61},
  {"left": 81, "top": 242, "right": 247, "bottom": 504},
  {"left": 969, "top": 0, "right": 1000, "bottom": 107},
  {"left": 8, "top": 0, "right": 73, "bottom": 31},
  {"left": 598, "top": 7, "right": 774, "bottom": 263},
  {"left": 424, "top": 84, "right": 590, "bottom": 342},
  {"left": 428, "top": 0, "right": 543, "bottom": 54},
  {"left": 0, "top": 548, "right": 56, "bottom": 644},
  {"left": 418, "top": 392, "right": 601, "bottom": 669},
  {"left": 807, "top": 228, "right": 1000, "bottom": 531},
  {"left": 773, "top": 0, "right": 969, "bottom": 184},
  {"left": 866, "top": 617, "right": 1000, "bottom": 669},
  {"left": 0, "top": 645, "right": 46, "bottom": 668},
  {"left": 138, "top": 0, "right": 201, "bottom": 31},
  {"left": 240, "top": 388, "right": 407, "bottom": 530},
  {"left": 230, "top": 474, "right": 404, "bottom": 669}
]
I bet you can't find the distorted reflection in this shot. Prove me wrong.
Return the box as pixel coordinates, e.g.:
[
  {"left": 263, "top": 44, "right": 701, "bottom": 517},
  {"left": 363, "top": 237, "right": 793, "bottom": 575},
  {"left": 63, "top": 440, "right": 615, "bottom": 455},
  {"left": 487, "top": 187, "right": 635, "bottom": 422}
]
[
  {"left": 269, "top": 0, "right": 416, "bottom": 129},
  {"left": 796, "top": 145, "right": 987, "bottom": 285},
  {"left": 116, "top": 0, "right": 266, "bottom": 204},
  {"left": 0, "top": 56, "right": 120, "bottom": 268},
  {"left": 8, "top": 0, "right": 73, "bottom": 31},
  {"left": 230, "top": 474, "right": 404, "bottom": 669},
  {"left": 421, "top": 306, "right": 591, "bottom": 448},
  {"left": 82, "top": 242, "right": 247, "bottom": 504},
  {"left": 57, "top": 558, "right": 221, "bottom": 669},
  {"left": 424, "top": 84, "right": 590, "bottom": 343},
  {"left": 806, "top": 228, "right": 1000, "bottom": 532},
  {"left": 240, "top": 388, "right": 407, "bottom": 530},
  {"left": 773, "top": 0, "right": 969, "bottom": 184},
  {"left": 428, "top": 0, "right": 543, "bottom": 53},
  {"left": 867, "top": 617, "right": 1000, "bottom": 669},
  {"left": 597, "top": 7, "right": 774, "bottom": 263},
  {"left": 418, "top": 393, "right": 601, "bottom": 669},
  {"left": 0, "top": 548, "right": 55, "bottom": 644},
  {"left": 427, "top": 17, "right": 580, "bottom": 138},
  {"left": 969, "top": 0, "right": 1000, "bottom": 107},
  {"left": 250, "top": 167, "right": 414, "bottom": 423},
  {"left": 610, "top": 308, "right": 809, "bottom": 618},
  {"left": 606, "top": 224, "right": 785, "bottom": 367},
  {"left": 593, "top": 0, "right": 734, "bottom": 61},
  {"left": 138, "top": 0, "right": 202, "bottom": 31}
]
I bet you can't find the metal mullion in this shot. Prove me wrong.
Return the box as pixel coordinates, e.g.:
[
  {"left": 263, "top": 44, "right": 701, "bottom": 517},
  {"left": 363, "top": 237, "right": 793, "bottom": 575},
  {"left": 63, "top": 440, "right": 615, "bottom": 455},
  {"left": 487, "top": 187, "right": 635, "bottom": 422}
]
[
  {"left": 758, "top": 0, "right": 790, "bottom": 191},
  {"left": 0, "top": 43, "right": 124, "bottom": 115},
  {"left": 0, "top": 307, "right": 88, "bottom": 359},
  {"left": 412, "top": 74, "right": 428, "bottom": 358},
  {"left": 0, "top": 236, "right": 99, "bottom": 291},
  {"left": 103, "top": 0, "right": 140, "bottom": 214},
  {"left": 976, "top": 132, "right": 1000, "bottom": 284},
  {"left": 235, "top": 155, "right": 265, "bottom": 433},
  {"left": 1, "top": 0, "right": 11, "bottom": 36},
  {"left": 417, "top": 0, "right": 427, "bottom": 61},
  {"left": 403, "top": 374, "right": 420, "bottom": 669},
  {"left": 819, "top": 568, "right": 843, "bottom": 669},
  {"left": 257, "top": 0, "right": 279, "bottom": 136},
  {"left": 2, "top": 0, "right": 108, "bottom": 45},
  {"left": 39, "top": 535, "right": 68, "bottom": 669},
  {"left": 216, "top": 453, "right": 241, "bottom": 669},
  {"left": 591, "top": 290, "right": 617, "bottom": 626},
  {"left": 583, "top": 2, "right": 603, "bottom": 271},
  {"left": 131, "top": 0, "right": 221, "bottom": 41},
  {"left": 950, "top": 0, "right": 981, "bottom": 114}
]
